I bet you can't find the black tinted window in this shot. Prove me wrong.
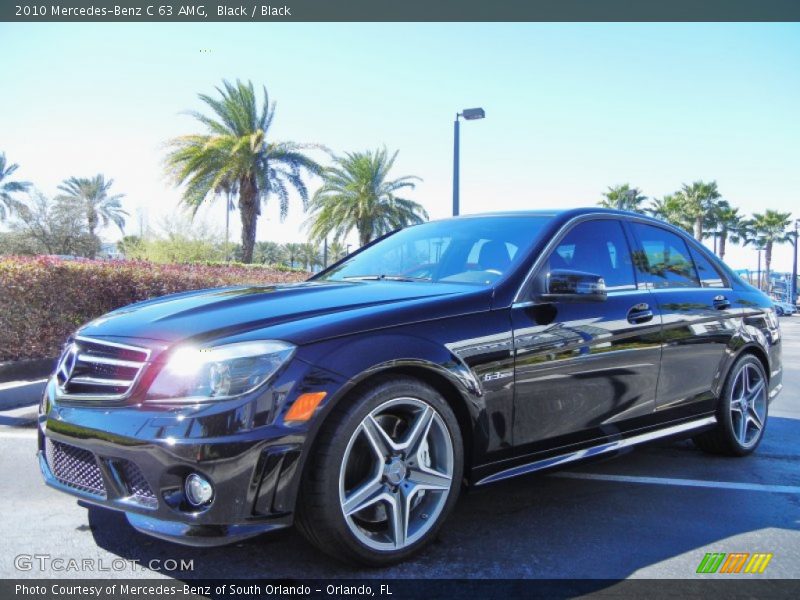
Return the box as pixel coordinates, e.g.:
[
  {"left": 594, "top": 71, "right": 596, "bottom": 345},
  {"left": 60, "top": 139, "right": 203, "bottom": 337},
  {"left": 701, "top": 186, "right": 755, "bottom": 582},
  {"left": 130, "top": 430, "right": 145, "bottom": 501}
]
[
  {"left": 689, "top": 246, "right": 728, "bottom": 288},
  {"left": 631, "top": 223, "right": 699, "bottom": 288},
  {"left": 546, "top": 219, "right": 636, "bottom": 290}
]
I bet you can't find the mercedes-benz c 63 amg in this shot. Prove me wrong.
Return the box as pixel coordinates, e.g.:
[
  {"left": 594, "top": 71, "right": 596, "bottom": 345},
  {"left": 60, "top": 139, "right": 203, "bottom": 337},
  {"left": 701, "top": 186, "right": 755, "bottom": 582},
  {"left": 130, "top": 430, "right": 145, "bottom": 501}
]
[{"left": 38, "top": 208, "right": 782, "bottom": 565}]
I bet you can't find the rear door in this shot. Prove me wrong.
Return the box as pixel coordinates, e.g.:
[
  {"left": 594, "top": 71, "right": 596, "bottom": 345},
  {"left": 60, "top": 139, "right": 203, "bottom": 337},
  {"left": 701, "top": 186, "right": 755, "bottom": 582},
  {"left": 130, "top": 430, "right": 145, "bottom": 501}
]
[
  {"left": 511, "top": 217, "right": 663, "bottom": 450},
  {"left": 626, "top": 221, "right": 739, "bottom": 411}
]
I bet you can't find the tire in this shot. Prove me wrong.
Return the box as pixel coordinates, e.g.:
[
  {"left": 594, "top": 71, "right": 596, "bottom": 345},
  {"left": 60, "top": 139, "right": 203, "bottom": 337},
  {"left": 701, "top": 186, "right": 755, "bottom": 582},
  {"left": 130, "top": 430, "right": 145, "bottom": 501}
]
[
  {"left": 775, "top": 306, "right": 784, "bottom": 316},
  {"left": 296, "top": 376, "right": 464, "bottom": 566},
  {"left": 693, "top": 354, "right": 768, "bottom": 456}
]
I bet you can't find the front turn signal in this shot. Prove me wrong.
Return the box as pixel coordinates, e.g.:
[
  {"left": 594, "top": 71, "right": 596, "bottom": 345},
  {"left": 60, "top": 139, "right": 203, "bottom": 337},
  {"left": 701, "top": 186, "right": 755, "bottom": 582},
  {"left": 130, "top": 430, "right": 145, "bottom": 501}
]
[{"left": 285, "top": 392, "right": 327, "bottom": 423}]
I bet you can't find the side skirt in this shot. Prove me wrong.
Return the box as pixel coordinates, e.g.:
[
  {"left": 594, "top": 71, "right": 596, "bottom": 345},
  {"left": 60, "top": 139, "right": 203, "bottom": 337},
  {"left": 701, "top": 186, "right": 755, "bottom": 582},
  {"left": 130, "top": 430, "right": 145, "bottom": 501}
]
[{"left": 475, "top": 416, "right": 717, "bottom": 486}]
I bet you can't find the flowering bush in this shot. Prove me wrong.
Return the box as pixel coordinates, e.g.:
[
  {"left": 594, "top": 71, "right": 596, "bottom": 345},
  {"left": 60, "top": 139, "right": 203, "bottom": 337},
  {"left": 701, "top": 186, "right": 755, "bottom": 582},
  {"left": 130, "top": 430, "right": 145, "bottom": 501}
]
[{"left": 0, "top": 256, "right": 309, "bottom": 361}]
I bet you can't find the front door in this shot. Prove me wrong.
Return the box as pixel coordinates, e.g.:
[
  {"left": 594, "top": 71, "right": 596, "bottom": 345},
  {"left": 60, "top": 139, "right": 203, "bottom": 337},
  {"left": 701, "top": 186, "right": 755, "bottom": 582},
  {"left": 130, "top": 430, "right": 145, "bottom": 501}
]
[{"left": 512, "top": 217, "right": 663, "bottom": 451}]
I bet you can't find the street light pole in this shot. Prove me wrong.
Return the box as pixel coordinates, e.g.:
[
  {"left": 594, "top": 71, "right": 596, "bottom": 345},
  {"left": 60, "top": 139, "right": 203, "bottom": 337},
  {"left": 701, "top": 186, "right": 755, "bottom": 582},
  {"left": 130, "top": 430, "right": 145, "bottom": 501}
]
[
  {"left": 225, "top": 194, "right": 233, "bottom": 263},
  {"left": 757, "top": 247, "right": 763, "bottom": 291},
  {"left": 452, "top": 107, "right": 485, "bottom": 217},
  {"left": 452, "top": 117, "right": 460, "bottom": 217},
  {"left": 792, "top": 219, "right": 799, "bottom": 305}
]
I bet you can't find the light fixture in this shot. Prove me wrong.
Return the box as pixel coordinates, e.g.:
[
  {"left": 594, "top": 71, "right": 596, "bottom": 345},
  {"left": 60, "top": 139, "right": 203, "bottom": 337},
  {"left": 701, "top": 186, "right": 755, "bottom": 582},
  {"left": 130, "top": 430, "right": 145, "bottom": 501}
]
[
  {"left": 453, "top": 107, "right": 486, "bottom": 216},
  {"left": 185, "top": 473, "right": 214, "bottom": 507}
]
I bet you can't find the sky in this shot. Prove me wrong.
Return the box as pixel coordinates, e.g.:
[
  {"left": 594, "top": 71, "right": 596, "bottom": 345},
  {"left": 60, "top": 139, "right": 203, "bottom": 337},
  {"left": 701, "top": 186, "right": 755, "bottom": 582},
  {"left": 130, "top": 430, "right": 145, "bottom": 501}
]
[{"left": 1, "top": 22, "right": 799, "bottom": 272}]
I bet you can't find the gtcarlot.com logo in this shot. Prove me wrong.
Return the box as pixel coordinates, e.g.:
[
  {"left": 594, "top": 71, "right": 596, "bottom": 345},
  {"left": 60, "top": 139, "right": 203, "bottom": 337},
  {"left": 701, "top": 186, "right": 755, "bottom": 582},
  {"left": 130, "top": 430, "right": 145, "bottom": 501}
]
[
  {"left": 696, "top": 552, "right": 773, "bottom": 574},
  {"left": 14, "top": 554, "right": 194, "bottom": 572}
]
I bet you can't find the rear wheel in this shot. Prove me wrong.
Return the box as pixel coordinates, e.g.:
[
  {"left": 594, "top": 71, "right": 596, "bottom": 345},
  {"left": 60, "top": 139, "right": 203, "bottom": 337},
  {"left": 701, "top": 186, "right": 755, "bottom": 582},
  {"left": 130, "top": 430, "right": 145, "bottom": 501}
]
[
  {"left": 693, "top": 354, "right": 768, "bottom": 456},
  {"left": 296, "top": 376, "right": 463, "bottom": 566}
]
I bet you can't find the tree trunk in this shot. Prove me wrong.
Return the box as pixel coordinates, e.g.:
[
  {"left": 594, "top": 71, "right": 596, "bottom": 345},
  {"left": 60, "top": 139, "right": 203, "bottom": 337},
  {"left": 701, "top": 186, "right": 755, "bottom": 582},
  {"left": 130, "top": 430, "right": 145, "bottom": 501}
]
[
  {"left": 718, "top": 232, "right": 728, "bottom": 261},
  {"left": 694, "top": 216, "right": 703, "bottom": 241},
  {"left": 359, "top": 227, "right": 371, "bottom": 248},
  {"left": 87, "top": 212, "right": 98, "bottom": 259},
  {"left": 765, "top": 242, "right": 773, "bottom": 295},
  {"left": 238, "top": 176, "right": 259, "bottom": 263}
]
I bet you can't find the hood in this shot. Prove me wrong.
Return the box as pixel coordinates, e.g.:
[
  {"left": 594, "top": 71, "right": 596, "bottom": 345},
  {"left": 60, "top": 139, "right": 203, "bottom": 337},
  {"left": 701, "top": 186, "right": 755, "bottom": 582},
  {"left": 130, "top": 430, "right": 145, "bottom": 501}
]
[{"left": 78, "top": 280, "right": 491, "bottom": 347}]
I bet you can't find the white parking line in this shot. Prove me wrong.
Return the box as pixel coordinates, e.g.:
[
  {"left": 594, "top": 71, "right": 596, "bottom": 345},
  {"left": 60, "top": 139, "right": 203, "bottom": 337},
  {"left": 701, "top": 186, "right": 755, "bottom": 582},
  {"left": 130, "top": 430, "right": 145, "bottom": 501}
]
[
  {"left": 0, "top": 429, "right": 37, "bottom": 439},
  {"left": 0, "top": 378, "right": 47, "bottom": 391},
  {"left": 552, "top": 471, "right": 800, "bottom": 494}
]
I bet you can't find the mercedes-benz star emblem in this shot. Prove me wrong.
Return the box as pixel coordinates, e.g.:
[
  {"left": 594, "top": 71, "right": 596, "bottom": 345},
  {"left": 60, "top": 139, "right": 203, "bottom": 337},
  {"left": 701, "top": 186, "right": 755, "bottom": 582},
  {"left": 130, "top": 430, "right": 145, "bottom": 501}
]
[{"left": 58, "top": 344, "right": 79, "bottom": 385}]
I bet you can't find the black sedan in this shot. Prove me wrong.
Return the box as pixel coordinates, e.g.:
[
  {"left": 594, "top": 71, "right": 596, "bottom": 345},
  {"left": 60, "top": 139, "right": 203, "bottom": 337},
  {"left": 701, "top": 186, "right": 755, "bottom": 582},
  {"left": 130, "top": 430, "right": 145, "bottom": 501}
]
[{"left": 38, "top": 208, "right": 782, "bottom": 566}]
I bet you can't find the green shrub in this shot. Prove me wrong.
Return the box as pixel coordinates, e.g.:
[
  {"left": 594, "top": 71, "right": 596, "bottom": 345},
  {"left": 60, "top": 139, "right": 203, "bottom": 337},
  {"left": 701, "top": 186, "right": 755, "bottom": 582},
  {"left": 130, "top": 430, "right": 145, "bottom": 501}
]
[
  {"left": 0, "top": 256, "right": 309, "bottom": 362},
  {"left": 187, "top": 260, "right": 306, "bottom": 272}
]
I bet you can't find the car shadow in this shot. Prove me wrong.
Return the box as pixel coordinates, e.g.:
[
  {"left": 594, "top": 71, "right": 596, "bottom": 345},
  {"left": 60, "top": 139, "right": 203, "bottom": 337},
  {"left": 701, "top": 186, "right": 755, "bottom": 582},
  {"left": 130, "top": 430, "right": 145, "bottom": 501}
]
[{"left": 86, "top": 415, "right": 800, "bottom": 584}]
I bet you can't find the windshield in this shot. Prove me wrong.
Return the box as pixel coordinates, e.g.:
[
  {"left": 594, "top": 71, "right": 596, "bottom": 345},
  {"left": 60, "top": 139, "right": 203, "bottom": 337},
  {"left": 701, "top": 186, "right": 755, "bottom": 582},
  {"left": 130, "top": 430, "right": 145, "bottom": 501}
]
[{"left": 316, "top": 216, "right": 553, "bottom": 285}]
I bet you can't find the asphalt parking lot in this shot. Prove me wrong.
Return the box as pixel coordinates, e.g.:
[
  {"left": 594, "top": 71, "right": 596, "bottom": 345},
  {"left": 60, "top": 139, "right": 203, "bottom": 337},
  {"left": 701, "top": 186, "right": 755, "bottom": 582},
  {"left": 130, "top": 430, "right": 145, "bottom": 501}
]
[{"left": 1, "top": 318, "right": 798, "bottom": 581}]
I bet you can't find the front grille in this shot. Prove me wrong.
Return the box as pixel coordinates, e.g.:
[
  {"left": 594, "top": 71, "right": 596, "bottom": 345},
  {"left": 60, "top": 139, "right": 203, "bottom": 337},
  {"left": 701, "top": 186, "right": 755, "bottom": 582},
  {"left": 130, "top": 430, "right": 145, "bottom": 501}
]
[
  {"left": 45, "top": 439, "right": 106, "bottom": 498},
  {"left": 118, "top": 460, "right": 157, "bottom": 507},
  {"left": 56, "top": 336, "right": 150, "bottom": 400}
]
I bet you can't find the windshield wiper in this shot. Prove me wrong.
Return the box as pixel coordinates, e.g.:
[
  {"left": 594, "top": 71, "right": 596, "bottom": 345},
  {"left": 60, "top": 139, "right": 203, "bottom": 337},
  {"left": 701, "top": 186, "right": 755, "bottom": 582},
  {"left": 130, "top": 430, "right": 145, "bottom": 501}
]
[{"left": 342, "top": 275, "right": 430, "bottom": 282}]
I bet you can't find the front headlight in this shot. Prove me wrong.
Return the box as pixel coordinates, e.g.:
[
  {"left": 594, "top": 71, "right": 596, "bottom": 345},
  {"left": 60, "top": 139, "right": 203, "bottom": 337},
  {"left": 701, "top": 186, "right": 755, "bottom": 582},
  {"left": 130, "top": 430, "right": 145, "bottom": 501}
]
[
  {"left": 145, "top": 340, "right": 295, "bottom": 402},
  {"left": 765, "top": 308, "right": 779, "bottom": 330}
]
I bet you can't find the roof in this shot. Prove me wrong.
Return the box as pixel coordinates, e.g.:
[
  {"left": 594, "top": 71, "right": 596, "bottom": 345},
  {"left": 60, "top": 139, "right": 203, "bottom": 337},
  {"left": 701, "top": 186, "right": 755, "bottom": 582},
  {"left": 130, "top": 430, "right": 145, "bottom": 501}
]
[{"left": 451, "top": 207, "right": 661, "bottom": 221}]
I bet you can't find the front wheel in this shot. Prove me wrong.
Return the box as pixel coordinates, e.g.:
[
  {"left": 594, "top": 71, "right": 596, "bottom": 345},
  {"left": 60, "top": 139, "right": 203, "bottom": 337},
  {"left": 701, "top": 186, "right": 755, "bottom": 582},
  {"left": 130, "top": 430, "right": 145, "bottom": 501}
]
[
  {"left": 693, "top": 354, "right": 768, "bottom": 456},
  {"left": 296, "top": 376, "right": 463, "bottom": 566}
]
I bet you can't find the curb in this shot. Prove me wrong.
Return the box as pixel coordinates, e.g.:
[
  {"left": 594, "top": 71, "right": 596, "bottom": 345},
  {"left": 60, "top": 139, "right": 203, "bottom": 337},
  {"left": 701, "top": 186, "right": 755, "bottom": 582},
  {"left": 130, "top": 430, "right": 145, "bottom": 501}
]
[
  {"left": 0, "top": 358, "right": 56, "bottom": 383},
  {"left": 0, "top": 404, "right": 38, "bottom": 426}
]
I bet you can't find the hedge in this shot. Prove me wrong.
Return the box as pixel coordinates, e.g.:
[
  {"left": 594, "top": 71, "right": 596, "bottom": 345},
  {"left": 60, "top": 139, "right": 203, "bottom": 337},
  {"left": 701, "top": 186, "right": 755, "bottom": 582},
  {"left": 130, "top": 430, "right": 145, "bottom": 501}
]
[{"left": 0, "top": 256, "right": 310, "bottom": 362}]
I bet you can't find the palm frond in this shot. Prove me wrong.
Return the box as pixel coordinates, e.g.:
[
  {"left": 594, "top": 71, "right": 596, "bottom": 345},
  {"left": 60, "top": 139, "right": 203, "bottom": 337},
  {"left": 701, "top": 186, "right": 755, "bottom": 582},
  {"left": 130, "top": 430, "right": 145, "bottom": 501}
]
[{"left": 305, "top": 148, "right": 426, "bottom": 245}]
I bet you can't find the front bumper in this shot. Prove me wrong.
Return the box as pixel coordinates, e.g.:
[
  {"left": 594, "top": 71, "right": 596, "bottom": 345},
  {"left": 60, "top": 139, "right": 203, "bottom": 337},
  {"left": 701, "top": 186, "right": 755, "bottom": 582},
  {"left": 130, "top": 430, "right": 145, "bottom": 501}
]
[
  {"left": 37, "top": 359, "right": 345, "bottom": 546},
  {"left": 37, "top": 429, "right": 297, "bottom": 546}
]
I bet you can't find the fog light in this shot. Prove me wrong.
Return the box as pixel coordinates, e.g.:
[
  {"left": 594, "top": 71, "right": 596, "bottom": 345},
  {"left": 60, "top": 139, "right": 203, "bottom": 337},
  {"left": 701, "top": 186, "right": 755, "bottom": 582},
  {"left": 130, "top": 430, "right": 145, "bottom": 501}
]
[{"left": 185, "top": 473, "right": 214, "bottom": 506}]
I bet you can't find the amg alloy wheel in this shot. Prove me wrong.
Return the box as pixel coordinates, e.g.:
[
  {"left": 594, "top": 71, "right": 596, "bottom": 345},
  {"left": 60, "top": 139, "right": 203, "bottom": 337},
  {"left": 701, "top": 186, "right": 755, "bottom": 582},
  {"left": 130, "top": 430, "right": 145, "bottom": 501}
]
[
  {"left": 297, "top": 377, "right": 463, "bottom": 566},
  {"left": 694, "top": 354, "right": 768, "bottom": 456},
  {"left": 339, "top": 397, "right": 454, "bottom": 551}
]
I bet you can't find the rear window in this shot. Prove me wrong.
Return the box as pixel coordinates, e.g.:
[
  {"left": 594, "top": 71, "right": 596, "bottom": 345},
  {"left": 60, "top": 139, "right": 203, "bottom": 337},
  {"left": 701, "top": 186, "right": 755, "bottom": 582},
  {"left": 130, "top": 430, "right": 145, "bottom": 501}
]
[
  {"left": 689, "top": 246, "right": 729, "bottom": 288},
  {"left": 630, "top": 223, "right": 700, "bottom": 289}
]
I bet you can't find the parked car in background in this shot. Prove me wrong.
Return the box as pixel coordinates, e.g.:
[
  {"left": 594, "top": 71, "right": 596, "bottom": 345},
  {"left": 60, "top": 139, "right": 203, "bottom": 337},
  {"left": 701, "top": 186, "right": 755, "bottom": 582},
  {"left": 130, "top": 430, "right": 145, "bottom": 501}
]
[
  {"left": 38, "top": 208, "right": 782, "bottom": 566},
  {"left": 773, "top": 301, "right": 797, "bottom": 316}
]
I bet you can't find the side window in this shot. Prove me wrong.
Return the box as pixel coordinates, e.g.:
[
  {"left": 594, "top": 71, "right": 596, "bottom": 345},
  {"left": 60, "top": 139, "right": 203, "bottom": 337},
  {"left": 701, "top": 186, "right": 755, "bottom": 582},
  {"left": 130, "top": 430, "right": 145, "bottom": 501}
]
[
  {"left": 689, "top": 246, "right": 729, "bottom": 288},
  {"left": 630, "top": 223, "right": 700, "bottom": 288},
  {"left": 545, "top": 219, "right": 636, "bottom": 291}
]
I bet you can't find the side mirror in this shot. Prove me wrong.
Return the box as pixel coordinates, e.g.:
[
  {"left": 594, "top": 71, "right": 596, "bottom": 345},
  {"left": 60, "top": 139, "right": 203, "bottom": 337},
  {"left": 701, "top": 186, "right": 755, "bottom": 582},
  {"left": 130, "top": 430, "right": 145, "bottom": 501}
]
[{"left": 541, "top": 269, "right": 607, "bottom": 302}]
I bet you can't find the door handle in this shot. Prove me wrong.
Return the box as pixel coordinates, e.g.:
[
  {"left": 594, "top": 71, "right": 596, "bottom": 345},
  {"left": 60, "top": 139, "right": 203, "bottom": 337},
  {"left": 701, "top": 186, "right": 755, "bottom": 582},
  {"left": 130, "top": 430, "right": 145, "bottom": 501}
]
[
  {"left": 627, "top": 303, "right": 654, "bottom": 324},
  {"left": 713, "top": 295, "right": 731, "bottom": 310}
]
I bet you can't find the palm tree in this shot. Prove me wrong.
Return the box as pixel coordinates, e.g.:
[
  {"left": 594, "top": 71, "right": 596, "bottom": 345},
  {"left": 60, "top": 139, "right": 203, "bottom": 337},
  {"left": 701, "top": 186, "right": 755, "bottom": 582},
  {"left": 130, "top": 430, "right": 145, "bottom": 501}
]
[
  {"left": 598, "top": 184, "right": 647, "bottom": 212},
  {"left": 306, "top": 148, "right": 428, "bottom": 247},
  {"left": 705, "top": 200, "right": 744, "bottom": 261},
  {"left": 253, "top": 241, "right": 285, "bottom": 265},
  {"left": 298, "top": 242, "right": 321, "bottom": 271},
  {"left": 647, "top": 194, "right": 692, "bottom": 232},
  {"left": 0, "top": 153, "right": 32, "bottom": 221},
  {"left": 677, "top": 180, "right": 721, "bottom": 241},
  {"left": 748, "top": 210, "right": 793, "bottom": 293},
  {"left": 328, "top": 240, "right": 347, "bottom": 263},
  {"left": 56, "top": 174, "right": 127, "bottom": 258},
  {"left": 165, "top": 79, "right": 322, "bottom": 263},
  {"left": 283, "top": 242, "right": 304, "bottom": 268}
]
